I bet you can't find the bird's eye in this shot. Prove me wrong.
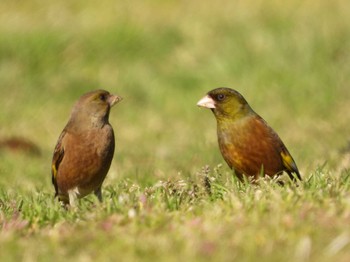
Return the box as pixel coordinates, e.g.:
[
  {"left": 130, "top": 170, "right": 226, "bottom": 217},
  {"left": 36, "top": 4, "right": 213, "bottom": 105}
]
[
  {"left": 217, "top": 94, "right": 225, "bottom": 101},
  {"left": 99, "top": 94, "right": 106, "bottom": 101}
]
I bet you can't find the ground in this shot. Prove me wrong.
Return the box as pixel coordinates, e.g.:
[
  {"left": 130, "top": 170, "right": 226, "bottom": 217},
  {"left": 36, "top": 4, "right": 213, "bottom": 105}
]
[{"left": 0, "top": 0, "right": 350, "bottom": 261}]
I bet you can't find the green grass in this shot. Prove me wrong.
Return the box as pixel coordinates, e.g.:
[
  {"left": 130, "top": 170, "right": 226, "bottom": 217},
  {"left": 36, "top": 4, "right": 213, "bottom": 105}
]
[{"left": 1, "top": 0, "right": 350, "bottom": 261}]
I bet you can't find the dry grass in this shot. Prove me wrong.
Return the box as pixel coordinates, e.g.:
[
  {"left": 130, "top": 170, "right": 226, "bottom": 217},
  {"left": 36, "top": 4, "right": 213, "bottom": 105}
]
[{"left": 1, "top": 0, "right": 350, "bottom": 261}]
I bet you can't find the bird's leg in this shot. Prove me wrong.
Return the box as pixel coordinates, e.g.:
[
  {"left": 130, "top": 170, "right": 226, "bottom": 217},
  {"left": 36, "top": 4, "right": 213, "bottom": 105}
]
[
  {"left": 94, "top": 187, "right": 103, "bottom": 203},
  {"left": 58, "top": 194, "right": 70, "bottom": 209},
  {"left": 233, "top": 170, "right": 244, "bottom": 182}
]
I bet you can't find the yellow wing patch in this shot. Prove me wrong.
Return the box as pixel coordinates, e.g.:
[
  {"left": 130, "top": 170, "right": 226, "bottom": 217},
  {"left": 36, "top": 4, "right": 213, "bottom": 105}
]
[
  {"left": 52, "top": 164, "right": 58, "bottom": 179},
  {"left": 281, "top": 151, "right": 296, "bottom": 172}
]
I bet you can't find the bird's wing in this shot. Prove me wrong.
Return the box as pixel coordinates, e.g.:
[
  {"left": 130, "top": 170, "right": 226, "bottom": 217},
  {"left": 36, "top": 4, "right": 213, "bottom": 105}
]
[
  {"left": 254, "top": 116, "right": 301, "bottom": 180},
  {"left": 280, "top": 148, "right": 301, "bottom": 180},
  {"left": 51, "top": 130, "right": 66, "bottom": 196}
]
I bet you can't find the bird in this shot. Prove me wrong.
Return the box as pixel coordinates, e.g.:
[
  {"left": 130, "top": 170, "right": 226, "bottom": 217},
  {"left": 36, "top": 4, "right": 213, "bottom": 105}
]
[
  {"left": 51, "top": 89, "right": 123, "bottom": 206},
  {"left": 197, "top": 87, "right": 301, "bottom": 182}
]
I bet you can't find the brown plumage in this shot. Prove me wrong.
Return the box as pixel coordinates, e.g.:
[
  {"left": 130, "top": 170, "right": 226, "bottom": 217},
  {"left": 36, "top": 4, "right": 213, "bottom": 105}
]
[
  {"left": 197, "top": 87, "right": 301, "bottom": 182},
  {"left": 51, "top": 90, "right": 122, "bottom": 206}
]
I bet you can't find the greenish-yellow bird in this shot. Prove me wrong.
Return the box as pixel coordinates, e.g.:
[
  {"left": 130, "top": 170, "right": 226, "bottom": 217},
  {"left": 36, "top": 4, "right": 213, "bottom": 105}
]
[{"left": 197, "top": 87, "right": 301, "bottom": 182}]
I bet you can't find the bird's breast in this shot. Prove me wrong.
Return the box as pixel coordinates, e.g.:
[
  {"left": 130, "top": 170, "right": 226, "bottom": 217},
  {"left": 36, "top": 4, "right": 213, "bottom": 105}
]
[{"left": 216, "top": 117, "right": 284, "bottom": 176}]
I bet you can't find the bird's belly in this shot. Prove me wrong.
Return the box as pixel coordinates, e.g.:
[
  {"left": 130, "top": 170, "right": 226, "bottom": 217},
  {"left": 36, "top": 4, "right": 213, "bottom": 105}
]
[
  {"left": 218, "top": 133, "right": 282, "bottom": 177},
  {"left": 57, "top": 129, "right": 114, "bottom": 194}
]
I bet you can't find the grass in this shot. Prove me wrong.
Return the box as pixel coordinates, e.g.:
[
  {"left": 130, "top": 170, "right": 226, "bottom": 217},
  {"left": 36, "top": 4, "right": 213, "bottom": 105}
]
[{"left": 1, "top": 0, "right": 350, "bottom": 261}]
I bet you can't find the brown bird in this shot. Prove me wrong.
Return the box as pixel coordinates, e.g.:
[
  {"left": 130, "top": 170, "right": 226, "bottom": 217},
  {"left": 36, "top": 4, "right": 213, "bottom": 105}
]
[
  {"left": 51, "top": 90, "right": 122, "bottom": 206},
  {"left": 197, "top": 87, "right": 301, "bottom": 182}
]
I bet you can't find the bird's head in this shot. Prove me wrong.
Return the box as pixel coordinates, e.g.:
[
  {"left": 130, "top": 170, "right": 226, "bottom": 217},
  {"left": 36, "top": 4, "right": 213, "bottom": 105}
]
[
  {"left": 197, "top": 88, "right": 252, "bottom": 121},
  {"left": 70, "top": 89, "right": 123, "bottom": 128}
]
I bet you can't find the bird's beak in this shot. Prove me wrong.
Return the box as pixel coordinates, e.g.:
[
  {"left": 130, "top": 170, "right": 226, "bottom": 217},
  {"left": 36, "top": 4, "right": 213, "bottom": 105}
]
[
  {"left": 197, "top": 95, "right": 216, "bottom": 109},
  {"left": 109, "top": 95, "right": 123, "bottom": 107}
]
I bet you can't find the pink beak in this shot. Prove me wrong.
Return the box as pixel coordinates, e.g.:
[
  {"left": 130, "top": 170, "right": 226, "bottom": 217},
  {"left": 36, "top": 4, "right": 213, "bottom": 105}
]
[
  {"left": 197, "top": 95, "right": 216, "bottom": 109},
  {"left": 108, "top": 95, "right": 123, "bottom": 107}
]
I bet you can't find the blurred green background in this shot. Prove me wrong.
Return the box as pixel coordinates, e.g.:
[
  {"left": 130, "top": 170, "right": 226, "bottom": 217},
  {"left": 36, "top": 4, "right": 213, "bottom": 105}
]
[
  {"left": 1, "top": 0, "right": 350, "bottom": 261},
  {"left": 1, "top": 0, "right": 350, "bottom": 190}
]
